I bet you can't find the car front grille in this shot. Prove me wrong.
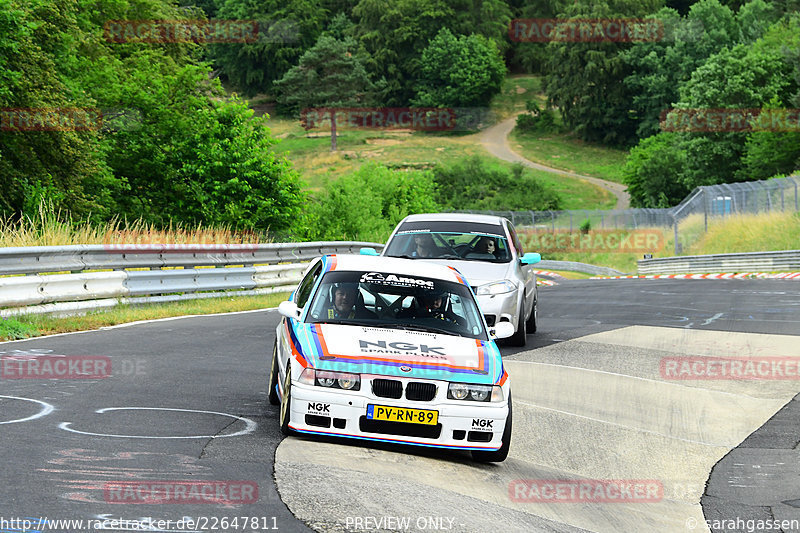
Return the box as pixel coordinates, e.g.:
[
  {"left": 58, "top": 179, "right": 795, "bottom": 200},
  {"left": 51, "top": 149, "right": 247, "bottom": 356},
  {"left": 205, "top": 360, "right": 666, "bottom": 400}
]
[
  {"left": 359, "top": 417, "right": 442, "bottom": 439},
  {"left": 405, "top": 382, "right": 436, "bottom": 401},
  {"left": 372, "top": 378, "right": 403, "bottom": 399}
]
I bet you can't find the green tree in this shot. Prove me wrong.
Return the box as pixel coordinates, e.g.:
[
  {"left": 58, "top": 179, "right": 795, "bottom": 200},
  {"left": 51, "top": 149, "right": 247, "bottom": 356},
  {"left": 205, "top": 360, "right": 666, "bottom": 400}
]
[
  {"left": 352, "top": 0, "right": 511, "bottom": 105},
  {"left": 274, "top": 34, "right": 380, "bottom": 151},
  {"left": 412, "top": 29, "right": 506, "bottom": 108},
  {"left": 542, "top": 0, "right": 663, "bottom": 146},
  {"left": 676, "top": 37, "right": 796, "bottom": 185},
  {"left": 210, "top": 0, "right": 327, "bottom": 96},
  {"left": 0, "top": 0, "right": 120, "bottom": 220},
  {"left": 623, "top": 132, "right": 690, "bottom": 207}
]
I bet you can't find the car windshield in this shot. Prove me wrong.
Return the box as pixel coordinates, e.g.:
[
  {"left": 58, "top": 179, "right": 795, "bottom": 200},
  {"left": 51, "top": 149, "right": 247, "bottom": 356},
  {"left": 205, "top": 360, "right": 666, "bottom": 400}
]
[
  {"left": 384, "top": 222, "right": 512, "bottom": 263},
  {"left": 306, "top": 270, "right": 488, "bottom": 340}
]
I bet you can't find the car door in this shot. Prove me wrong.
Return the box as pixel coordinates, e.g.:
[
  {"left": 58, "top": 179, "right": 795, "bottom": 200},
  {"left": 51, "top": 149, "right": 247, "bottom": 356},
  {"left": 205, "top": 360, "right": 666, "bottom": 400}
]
[{"left": 277, "top": 258, "right": 323, "bottom": 379}]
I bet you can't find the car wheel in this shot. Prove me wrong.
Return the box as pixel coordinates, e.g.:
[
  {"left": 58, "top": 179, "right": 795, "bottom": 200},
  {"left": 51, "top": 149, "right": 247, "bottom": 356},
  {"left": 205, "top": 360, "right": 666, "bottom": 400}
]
[
  {"left": 508, "top": 301, "right": 527, "bottom": 347},
  {"left": 268, "top": 341, "right": 280, "bottom": 406},
  {"left": 472, "top": 394, "right": 512, "bottom": 463},
  {"left": 279, "top": 370, "right": 294, "bottom": 436},
  {"left": 525, "top": 298, "right": 538, "bottom": 334}
]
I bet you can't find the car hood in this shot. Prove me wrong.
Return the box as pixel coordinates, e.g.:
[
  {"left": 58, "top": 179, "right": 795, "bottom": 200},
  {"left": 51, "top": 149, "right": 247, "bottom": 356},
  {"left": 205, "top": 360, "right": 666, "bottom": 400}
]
[
  {"left": 412, "top": 259, "right": 514, "bottom": 288},
  {"left": 286, "top": 322, "right": 505, "bottom": 385}
]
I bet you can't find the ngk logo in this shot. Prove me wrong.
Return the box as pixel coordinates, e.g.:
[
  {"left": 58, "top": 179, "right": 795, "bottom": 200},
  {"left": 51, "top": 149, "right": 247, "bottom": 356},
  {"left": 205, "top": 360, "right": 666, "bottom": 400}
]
[
  {"left": 472, "top": 419, "right": 494, "bottom": 428},
  {"left": 308, "top": 402, "right": 330, "bottom": 412}
]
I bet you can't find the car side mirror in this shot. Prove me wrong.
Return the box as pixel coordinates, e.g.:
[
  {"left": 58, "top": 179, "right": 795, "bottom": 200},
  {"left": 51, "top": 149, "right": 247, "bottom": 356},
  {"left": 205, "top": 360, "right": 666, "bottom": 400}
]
[
  {"left": 278, "top": 301, "right": 302, "bottom": 320},
  {"left": 520, "top": 252, "right": 541, "bottom": 265},
  {"left": 489, "top": 322, "right": 515, "bottom": 340},
  {"left": 360, "top": 247, "right": 380, "bottom": 256}
]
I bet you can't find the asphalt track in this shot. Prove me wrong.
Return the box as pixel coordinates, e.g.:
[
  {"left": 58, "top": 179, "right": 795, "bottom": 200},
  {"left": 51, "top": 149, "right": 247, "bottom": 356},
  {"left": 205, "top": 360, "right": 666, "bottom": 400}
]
[{"left": 1, "top": 279, "right": 799, "bottom": 533}]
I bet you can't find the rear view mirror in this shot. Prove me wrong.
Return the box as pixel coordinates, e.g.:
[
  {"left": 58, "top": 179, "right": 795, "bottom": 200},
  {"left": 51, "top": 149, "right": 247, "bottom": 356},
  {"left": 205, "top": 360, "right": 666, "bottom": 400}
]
[
  {"left": 360, "top": 247, "right": 379, "bottom": 256},
  {"left": 278, "top": 301, "right": 302, "bottom": 320},
  {"left": 520, "top": 252, "right": 541, "bottom": 265}
]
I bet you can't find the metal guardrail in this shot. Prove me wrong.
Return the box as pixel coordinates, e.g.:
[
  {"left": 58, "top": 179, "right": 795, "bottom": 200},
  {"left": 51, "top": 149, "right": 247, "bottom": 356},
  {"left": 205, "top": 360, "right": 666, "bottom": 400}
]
[
  {"left": 0, "top": 242, "right": 385, "bottom": 316},
  {"left": 638, "top": 250, "right": 800, "bottom": 275},
  {"left": 537, "top": 260, "right": 624, "bottom": 277}
]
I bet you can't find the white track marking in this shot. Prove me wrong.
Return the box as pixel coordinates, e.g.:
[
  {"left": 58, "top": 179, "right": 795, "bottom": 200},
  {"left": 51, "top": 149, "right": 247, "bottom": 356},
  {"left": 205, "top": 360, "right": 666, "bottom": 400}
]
[{"left": 58, "top": 407, "right": 256, "bottom": 439}]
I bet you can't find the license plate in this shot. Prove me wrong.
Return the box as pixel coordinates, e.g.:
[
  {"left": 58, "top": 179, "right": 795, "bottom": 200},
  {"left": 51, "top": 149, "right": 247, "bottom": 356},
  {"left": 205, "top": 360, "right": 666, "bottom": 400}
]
[{"left": 367, "top": 404, "right": 438, "bottom": 425}]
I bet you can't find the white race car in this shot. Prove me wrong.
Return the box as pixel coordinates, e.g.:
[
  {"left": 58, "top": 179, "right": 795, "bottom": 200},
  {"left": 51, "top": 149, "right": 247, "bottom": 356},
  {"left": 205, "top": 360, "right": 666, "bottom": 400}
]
[{"left": 268, "top": 254, "right": 514, "bottom": 462}]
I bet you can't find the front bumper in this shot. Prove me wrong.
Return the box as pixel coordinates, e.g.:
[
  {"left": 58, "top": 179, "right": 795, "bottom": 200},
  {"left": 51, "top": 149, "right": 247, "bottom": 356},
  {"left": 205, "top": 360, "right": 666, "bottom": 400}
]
[
  {"left": 286, "top": 380, "right": 509, "bottom": 451},
  {"left": 476, "top": 289, "right": 520, "bottom": 329}
]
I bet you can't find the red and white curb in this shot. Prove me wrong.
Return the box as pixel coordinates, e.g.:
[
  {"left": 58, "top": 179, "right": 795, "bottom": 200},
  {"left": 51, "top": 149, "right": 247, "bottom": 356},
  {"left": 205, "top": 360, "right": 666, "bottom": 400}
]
[
  {"left": 537, "top": 278, "right": 557, "bottom": 286},
  {"left": 532, "top": 270, "right": 567, "bottom": 280},
  {"left": 590, "top": 272, "right": 800, "bottom": 280}
]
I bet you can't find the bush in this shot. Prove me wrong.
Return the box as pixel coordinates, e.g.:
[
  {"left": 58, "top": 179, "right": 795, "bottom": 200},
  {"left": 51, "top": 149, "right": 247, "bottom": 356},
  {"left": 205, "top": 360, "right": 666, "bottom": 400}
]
[
  {"left": 433, "top": 156, "right": 561, "bottom": 211},
  {"left": 299, "top": 163, "right": 440, "bottom": 242},
  {"left": 516, "top": 100, "right": 557, "bottom": 133}
]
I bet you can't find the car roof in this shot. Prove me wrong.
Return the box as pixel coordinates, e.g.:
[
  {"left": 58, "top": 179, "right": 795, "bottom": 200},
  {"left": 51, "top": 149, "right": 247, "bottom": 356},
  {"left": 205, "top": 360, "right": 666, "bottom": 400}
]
[
  {"left": 324, "top": 254, "right": 467, "bottom": 284},
  {"left": 400, "top": 213, "right": 509, "bottom": 225}
]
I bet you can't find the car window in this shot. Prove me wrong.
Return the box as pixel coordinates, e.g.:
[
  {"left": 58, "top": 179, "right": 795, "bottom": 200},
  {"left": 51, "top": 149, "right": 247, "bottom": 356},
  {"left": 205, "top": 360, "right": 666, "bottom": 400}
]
[
  {"left": 384, "top": 221, "right": 512, "bottom": 263},
  {"left": 294, "top": 261, "right": 322, "bottom": 308}
]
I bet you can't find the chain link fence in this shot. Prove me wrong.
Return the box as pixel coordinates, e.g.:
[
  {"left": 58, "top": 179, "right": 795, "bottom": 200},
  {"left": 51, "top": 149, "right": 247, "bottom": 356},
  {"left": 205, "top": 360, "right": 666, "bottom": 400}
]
[{"left": 456, "top": 175, "right": 800, "bottom": 255}]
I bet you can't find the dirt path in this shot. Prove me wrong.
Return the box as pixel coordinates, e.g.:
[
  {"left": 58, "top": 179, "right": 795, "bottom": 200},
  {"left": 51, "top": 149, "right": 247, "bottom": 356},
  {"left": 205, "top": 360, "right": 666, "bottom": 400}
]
[{"left": 478, "top": 115, "right": 630, "bottom": 209}]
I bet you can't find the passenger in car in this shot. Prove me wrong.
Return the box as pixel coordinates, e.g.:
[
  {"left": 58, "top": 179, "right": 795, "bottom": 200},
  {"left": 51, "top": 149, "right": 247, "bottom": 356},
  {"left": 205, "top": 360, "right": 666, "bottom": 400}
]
[
  {"left": 398, "top": 290, "right": 463, "bottom": 326},
  {"left": 411, "top": 234, "right": 437, "bottom": 258},
  {"left": 474, "top": 236, "right": 497, "bottom": 256}
]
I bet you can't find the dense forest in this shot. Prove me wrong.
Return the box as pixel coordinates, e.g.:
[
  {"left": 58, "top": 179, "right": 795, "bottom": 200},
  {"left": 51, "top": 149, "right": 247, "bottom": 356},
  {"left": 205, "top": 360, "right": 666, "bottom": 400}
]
[{"left": 1, "top": 0, "right": 799, "bottom": 236}]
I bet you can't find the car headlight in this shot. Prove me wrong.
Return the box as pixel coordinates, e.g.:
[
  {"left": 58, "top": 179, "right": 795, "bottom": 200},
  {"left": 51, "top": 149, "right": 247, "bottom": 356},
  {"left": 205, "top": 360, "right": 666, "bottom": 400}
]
[
  {"left": 315, "top": 370, "right": 360, "bottom": 391},
  {"left": 447, "top": 383, "right": 503, "bottom": 402},
  {"left": 476, "top": 280, "right": 516, "bottom": 295}
]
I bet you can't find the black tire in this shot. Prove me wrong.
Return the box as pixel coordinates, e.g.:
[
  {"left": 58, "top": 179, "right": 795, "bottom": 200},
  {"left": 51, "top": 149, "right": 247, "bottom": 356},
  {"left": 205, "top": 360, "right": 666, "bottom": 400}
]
[
  {"left": 525, "top": 297, "right": 538, "bottom": 334},
  {"left": 268, "top": 342, "right": 280, "bottom": 406},
  {"left": 472, "top": 395, "right": 512, "bottom": 463},
  {"left": 508, "top": 301, "right": 527, "bottom": 347},
  {"left": 279, "top": 370, "right": 294, "bottom": 436}
]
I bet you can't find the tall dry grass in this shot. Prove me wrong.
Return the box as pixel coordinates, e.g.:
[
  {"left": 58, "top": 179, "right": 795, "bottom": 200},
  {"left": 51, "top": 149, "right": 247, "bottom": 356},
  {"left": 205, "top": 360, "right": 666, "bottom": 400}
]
[
  {"left": 685, "top": 211, "right": 800, "bottom": 255},
  {"left": 0, "top": 202, "right": 267, "bottom": 248}
]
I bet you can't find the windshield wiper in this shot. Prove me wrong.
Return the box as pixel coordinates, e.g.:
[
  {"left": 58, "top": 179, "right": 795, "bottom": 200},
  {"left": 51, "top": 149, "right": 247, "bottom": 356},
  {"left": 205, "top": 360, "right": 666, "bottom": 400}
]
[
  {"left": 392, "top": 323, "right": 456, "bottom": 336},
  {"left": 312, "top": 319, "right": 376, "bottom": 327}
]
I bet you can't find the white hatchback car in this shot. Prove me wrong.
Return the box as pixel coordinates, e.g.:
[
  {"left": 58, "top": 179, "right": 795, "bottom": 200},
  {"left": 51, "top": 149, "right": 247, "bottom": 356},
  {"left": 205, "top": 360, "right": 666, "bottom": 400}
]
[
  {"left": 364, "top": 213, "right": 541, "bottom": 346},
  {"left": 269, "top": 254, "right": 514, "bottom": 462}
]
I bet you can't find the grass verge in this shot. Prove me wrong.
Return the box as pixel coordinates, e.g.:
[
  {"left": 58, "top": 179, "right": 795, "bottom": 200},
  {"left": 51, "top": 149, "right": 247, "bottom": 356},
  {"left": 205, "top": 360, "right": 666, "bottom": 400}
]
[
  {"left": 509, "top": 129, "right": 629, "bottom": 184},
  {"left": 0, "top": 292, "right": 290, "bottom": 342}
]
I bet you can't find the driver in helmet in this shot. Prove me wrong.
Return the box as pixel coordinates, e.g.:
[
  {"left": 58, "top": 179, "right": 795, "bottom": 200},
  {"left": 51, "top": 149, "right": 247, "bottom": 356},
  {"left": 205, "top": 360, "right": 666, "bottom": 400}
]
[{"left": 326, "top": 282, "right": 375, "bottom": 320}]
